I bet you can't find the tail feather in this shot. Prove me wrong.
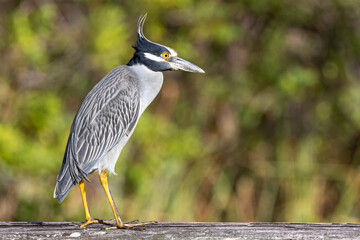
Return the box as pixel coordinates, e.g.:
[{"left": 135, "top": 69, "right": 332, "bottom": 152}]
[
  {"left": 54, "top": 132, "right": 90, "bottom": 203},
  {"left": 54, "top": 170, "right": 77, "bottom": 203}
]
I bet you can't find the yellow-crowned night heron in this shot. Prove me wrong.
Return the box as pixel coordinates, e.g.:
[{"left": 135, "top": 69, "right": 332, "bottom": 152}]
[{"left": 53, "top": 14, "right": 204, "bottom": 230}]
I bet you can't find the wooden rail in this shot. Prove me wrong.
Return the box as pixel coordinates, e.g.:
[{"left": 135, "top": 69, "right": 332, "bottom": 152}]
[{"left": 1, "top": 222, "right": 360, "bottom": 239}]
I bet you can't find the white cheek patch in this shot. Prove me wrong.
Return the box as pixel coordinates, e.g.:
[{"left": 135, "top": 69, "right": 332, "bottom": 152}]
[
  {"left": 168, "top": 47, "right": 177, "bottom": 57},
  {"left": 144, "top": 53, "right": 165, "bottom": 62}
]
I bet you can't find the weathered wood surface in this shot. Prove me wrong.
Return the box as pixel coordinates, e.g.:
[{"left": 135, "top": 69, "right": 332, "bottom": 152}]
[{"left": 1, "top": 222, "right": 360, "bottom": 239}]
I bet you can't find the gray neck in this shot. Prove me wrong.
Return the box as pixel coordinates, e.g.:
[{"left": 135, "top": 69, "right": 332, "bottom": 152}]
[{"left": 127, "top": 64, "right": 164, "bottom": 114}]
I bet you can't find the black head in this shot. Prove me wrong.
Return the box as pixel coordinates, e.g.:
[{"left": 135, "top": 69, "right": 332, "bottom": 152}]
[{"left": 127, "top": 14, "right": 204, "bottom": 73}]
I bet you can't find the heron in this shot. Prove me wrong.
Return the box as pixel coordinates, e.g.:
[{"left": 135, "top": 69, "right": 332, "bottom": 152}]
[{"left": 53, "top": 14, "right": 205, "bottom": 230}]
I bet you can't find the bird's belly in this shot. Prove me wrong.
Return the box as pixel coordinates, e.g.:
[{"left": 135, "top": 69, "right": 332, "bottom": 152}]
[{"left": 91, "top": 131, "right": 134, "bottom": 175}]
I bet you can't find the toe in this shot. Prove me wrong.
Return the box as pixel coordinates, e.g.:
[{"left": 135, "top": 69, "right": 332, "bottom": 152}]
[{"left": 80, "top": 218, "right": 99, "bottom": 228}]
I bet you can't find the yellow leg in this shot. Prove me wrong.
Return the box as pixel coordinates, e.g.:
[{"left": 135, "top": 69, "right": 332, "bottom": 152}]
[
  {"left": 100, "top": 171, "right": 125, "bottom": 229},
  {"left": 99, "top": 171, "right": 157, "bottom": 230},
  {"left": 79, "top": 180, "right": 100, "bottom": 228}
]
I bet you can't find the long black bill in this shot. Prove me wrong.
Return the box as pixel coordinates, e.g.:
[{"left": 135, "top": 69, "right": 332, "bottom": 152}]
[{"left": 170, "top": 57, "right": 205, "bottom": 73}]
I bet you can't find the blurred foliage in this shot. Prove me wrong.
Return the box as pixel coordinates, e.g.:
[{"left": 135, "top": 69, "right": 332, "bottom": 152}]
[{"left": 0, "top": 0, "right": 360, "bottom": 223}]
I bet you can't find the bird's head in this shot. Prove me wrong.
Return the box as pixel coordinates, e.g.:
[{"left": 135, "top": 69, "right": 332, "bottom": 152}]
[{"left": 128, "top": 14, "right": 205, "bottom": 73}]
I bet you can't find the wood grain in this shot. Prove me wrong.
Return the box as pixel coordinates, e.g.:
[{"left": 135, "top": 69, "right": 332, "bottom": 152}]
[{"left": 1, "top": 222, "right": 360, "bottom": 239}]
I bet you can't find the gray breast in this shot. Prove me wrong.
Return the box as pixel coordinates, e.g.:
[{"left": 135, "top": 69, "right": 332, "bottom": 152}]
[{"left": 127, "top": 64, "right": 164, "bottom": 114}]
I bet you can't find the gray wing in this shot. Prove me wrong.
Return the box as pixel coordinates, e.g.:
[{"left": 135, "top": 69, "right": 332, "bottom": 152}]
[{"left": 54, "top": 66, "right": 140, "bottom": 203}]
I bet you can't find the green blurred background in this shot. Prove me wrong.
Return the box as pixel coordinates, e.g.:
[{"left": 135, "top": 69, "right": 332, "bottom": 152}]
[{"left": 1, "top": 0, "right": 360, "bottom": 223}]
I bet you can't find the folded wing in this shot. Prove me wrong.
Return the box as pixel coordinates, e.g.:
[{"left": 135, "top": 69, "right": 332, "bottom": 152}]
[{"left": 54, "top": 66, "right": 139, "bottom": 203}]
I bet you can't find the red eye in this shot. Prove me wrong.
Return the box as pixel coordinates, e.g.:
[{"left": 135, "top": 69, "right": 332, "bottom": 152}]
[{"left": 162, "top": 52, "right": 170, "bottom": 59}]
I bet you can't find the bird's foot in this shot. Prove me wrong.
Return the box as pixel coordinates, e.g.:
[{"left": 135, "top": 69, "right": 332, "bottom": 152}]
[
  {"left": 105, "top": 220, "right": 158, "bottom": 231},
  {"left": 80, "top": 218, "right": 116, "bottom": 228},
  {"left": 80, "top": 218, "right": 99, "bottom": 228}
]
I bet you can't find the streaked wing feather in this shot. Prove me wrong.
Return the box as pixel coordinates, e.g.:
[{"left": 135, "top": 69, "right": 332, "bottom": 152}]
[{"left": 55, "top": 66, "right": 139, "bottom": 197}]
